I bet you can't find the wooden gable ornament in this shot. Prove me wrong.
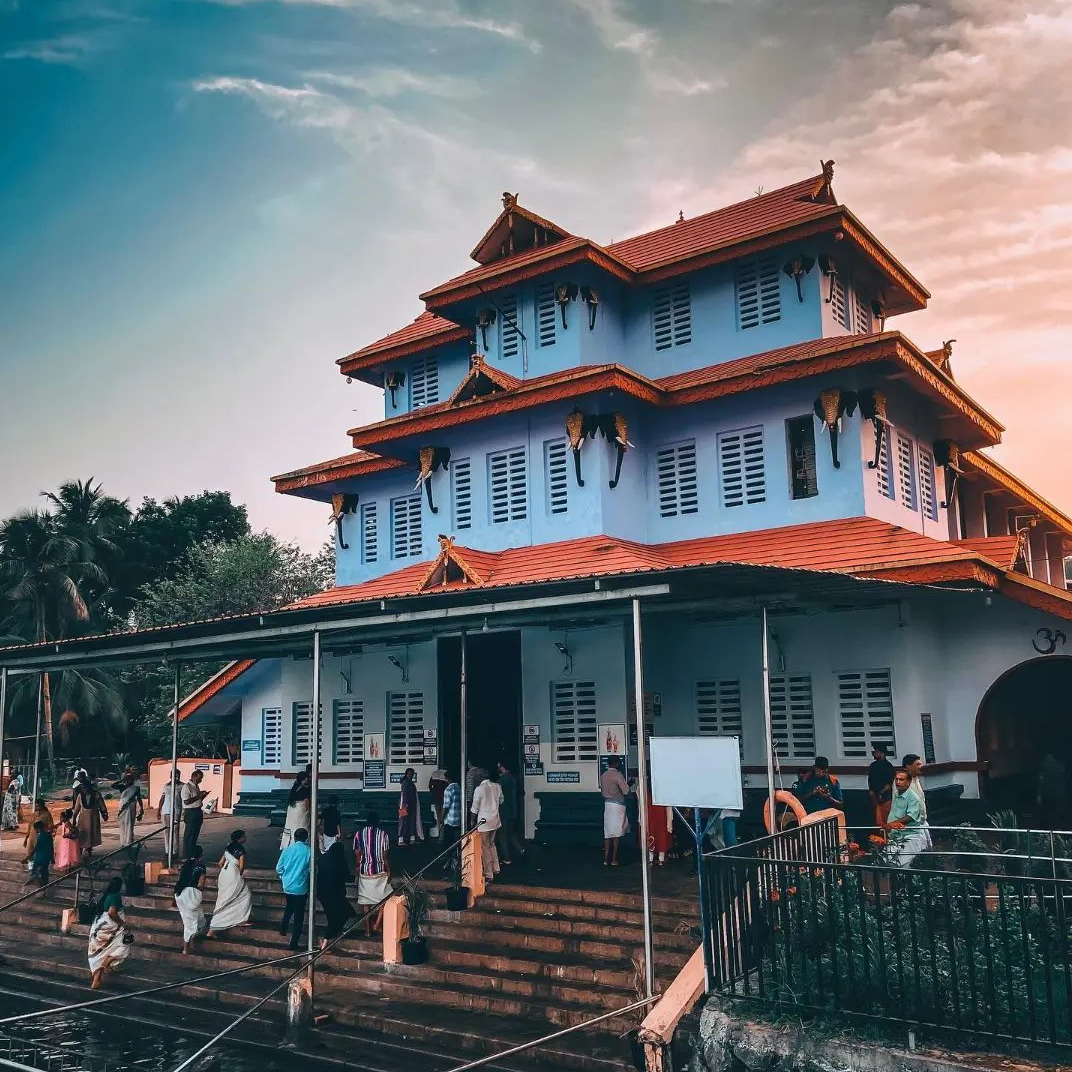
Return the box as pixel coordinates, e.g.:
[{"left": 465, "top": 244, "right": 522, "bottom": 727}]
[
  {"left": 469, "top": 192, "right": 572, "bottom": 265},
  {"left": 447, "top": 354, "right": 522, "bottom": 406},
  {"left": 418, "top": 535, "right": 487, "bottom": 592}
]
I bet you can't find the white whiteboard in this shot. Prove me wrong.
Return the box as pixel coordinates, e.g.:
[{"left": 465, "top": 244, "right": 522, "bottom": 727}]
[{"left": 649, "top": 736, "right": 743, "bottom": 810}]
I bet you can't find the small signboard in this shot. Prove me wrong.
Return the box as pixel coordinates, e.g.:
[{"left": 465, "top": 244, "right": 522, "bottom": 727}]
[
  {"left": 627, "top": 692, "right": 663, "bottom": 719},
  {"left": 390, "top": 772, "right": 404, "bottom": 784},
  {"left": 920, "top": 713, "right": 936, "bottom": 765},
  {"left": 546, "top": 771, "right": 581, "bottom": 784},
  {"left": 423, "top": 729, "right": 438, "bottom": 765},
  {"left": 363, "top": 733, "right": 386, "bottom": 789},
  {"left": 194, "top": 763, "right": 211, "bottom": 772},
  {"left": 212, "top": 764, "right": 222, "bottom": 775},
  {"left": 524, "top": 761, "right": 545, "bottom": 777},
  {"left": 523, "top": 724, "right": 541, "bottom": 745},
  {"left": 629, "top": 723, "right": 654, "bottom": 747},
  {"left": 241, "top": 739, "right": 260, "bottom": 753},
  {"left": 650, "top": 736, "right": 743, "bottom": 810}
]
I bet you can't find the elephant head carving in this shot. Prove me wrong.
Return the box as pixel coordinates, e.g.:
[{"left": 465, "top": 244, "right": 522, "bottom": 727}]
[
  {"left": 933, "top": 439, "right": 961, "bottom": 508},
  {"left": 857, "top": 388, "right": 889, "bottom": 470},
  {"left": 413, "top": 446, "right": 451, "bottom": 513},
  {"left": 329, "top": 493, "right": 359, "bottom": 549},
  {"left": 813, "top": 388, "right": 858, "bottom": 469}
]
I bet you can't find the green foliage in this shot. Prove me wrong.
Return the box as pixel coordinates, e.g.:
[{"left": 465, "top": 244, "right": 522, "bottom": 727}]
[{"left": 399, "top": 874, "right": 435, "bottom": 940}]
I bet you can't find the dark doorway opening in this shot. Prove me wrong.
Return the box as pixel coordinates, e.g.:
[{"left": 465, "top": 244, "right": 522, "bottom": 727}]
[
  {"left": 976, "top": 655, "right": 1072, "bottom": 823},
  {"left": 438, "top": 630, "right": 523, "bottom": 796}
]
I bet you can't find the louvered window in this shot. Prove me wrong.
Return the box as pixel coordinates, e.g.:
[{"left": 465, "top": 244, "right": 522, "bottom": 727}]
[
  {"left": 897, "top": 433, "right": 918, "bottom": 511},
  {"left": 696, "top": 679, "right": 743, "bottom": 748},
  {"left": 736, "top": 257, "right": 781, "bottom": 330},
  {"left": 545, "top": 439, "right": 568, "bottom": 515},
  {"left": 552, "top": 681, "right": 598, "bottom": 762},
  {"left": 652, "top": 284, "right": 692, "bottom": 351},
  {"left": 876, "top": 428, "right": 895, "bottom": 500},
  {"left": 830, "top": 275, "right": 850, "bottom": 330},
  {"left": 656, "top": 440, "right": 699, "bottom": 518},
  {"left": 535, "top": 284, "right": 556, "bottom": 348},
  {"left": 360, "top": 503, "right": 378, "bottom": 564},
  {"left": 451, "top": 457, "right": 472, "bottom": 530},
  {"left": 719, "top": 426, "right": 766, "bottom": 508},
  {"left": 918, "top": 445, "right": 938, "bottom": 521},
  {"left": 769, "top": 675, "right": 816, "bottom": 759},
  {"left": 409, "top": 354, "right": 439, "bottom": 409},
  {"left": 852, "top": 287, "right": 872, "bottom": 334},
  {"left": 391, "top": 494, "right": 422, "bottom": 559},
  {"left": 786, "top": 416, "right": 818, "bottom": 500},
  {"left": 292, "top": 701, "right": 323, "bottom": 765},
  {"left": 499, "top": 295, "right": 521, "bottom": 361},
  {"left": 488, "top": 446, "right": 527, "bottom": 524},
  {"left": 333, "top": 699, "right": 364, "bottom": 765},
  {"left": 261, "top": 708, "right": 282, "bottom": 767},
  {"left": 388, "top": 692, "right": 425, "bottom": 765},
  {"left": 837, "top": 669, "right": 895, "bottom": 759}
]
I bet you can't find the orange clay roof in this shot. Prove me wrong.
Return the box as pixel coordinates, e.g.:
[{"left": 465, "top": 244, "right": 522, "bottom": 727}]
[
  {"left": 177, "top": 659, "right": 255, "bottom": 722},
  {"left": 338, "top": 330, "right": 1001, "bottom": 453},
  {"left": 337, "top": 312, "right": 470, "bottom": 376},
  {"left": 272, "top": 451, "right": 406, "bottom": 495},
  {"left": 951, "top": 536, "right": 1023, "bottom": 570},
  {"left": 177, "top": 518, "right": 1072, "bottom": 717}
]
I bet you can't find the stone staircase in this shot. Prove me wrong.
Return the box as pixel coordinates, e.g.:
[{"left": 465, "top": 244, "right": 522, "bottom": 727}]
[{"left": 0, "top": 856, "right": 697, "bottom": 1071}]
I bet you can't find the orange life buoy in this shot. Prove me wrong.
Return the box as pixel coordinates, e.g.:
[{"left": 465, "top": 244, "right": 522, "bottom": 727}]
[{"left": 763, "top": 790, "right": 807, "bottom": 834}]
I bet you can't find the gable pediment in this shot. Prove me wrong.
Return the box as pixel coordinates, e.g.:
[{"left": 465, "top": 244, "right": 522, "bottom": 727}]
[
  {"left": 470, "top": 192, "right": 572, "bottom": 265},
  {"left": 448, "top": 354, "right": 522, "bottom": 406}
]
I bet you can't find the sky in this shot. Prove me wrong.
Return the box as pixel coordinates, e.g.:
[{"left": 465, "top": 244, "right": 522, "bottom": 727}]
[{"left": 2, "top": 0, "right": 1070, "bottom": 550}]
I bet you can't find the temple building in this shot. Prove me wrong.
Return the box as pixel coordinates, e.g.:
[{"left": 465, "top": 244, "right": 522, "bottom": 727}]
[{"left": 180, "top": 165, "right": 1072, "bottom": 834}]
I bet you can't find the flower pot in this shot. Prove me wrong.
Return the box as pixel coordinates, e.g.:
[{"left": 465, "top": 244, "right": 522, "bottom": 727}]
[
  {"left": 445, "top": 887, "right": 470, "bottom": 912},
  {"left": 400, "top": 937, "right": 428, "bottom": 965},
  {"left": 77, "top": 902, "right": 96, "bottom": 925},
  {"left": 125, "top": 875, "right": 145, "bottom": 897}
]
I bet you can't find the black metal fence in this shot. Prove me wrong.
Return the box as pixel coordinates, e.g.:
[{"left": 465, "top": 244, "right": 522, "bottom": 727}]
[{"left": 704, "top": 819, "right": 1072, "bottom": 1049}]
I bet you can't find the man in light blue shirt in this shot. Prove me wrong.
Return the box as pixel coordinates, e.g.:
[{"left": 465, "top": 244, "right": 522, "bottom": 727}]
[{"left": 276, "top": 827, "right": 311, "bottom": 951}]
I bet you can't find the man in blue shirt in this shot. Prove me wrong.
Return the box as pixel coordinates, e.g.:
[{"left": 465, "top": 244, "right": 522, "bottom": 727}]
[
  {"left": 276, "top": 827, "right": 311, "bottom": 951},
  {"left": 792, "top": 756, "right": 844, "bottom": 815}
]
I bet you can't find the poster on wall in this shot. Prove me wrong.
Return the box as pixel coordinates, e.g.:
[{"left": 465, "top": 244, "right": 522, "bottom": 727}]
[
  {"left": 627, "top": 692, "right": 663, "bottom": 720},
  {"left": 598, "top": 723, "right": 628, "bottom": 777},
  {"left": 363, "top": 732, "right": 386, "bottom": 789},
  {"left": 629, "top": 723, "right": 654, "bottom": 747},
  {"left": 423, "top": 728, "right": 438, "bottom": 766},
  {"left": 920, "top": 713, "right": 936, "bottom": 765}
]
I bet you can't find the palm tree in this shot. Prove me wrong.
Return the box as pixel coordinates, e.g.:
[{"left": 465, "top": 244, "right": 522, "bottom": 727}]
[{"left": 0, "top": 483, "right": 128, "bottom": 778}]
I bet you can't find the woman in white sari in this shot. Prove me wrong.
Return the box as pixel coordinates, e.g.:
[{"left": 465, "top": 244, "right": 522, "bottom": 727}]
[
  {"left": 174, "top": 846, "right": 208, "bottom": 954},
  {"left": 280, "top": 767, "right": 311, "bottom": 851},
  {"left": 88, "top": 878, "right": 131, "bottom": 989},
  {"left": 207, "top": 830, "right": 252, "bottom": 937}
]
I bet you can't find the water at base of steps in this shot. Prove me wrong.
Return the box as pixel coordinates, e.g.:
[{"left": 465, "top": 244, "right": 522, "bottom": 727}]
[{"left": 0, "top": 990, "right": 332, "bottom": 1072}]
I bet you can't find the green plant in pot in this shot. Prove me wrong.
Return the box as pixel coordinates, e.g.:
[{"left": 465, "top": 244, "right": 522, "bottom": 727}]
[
  {"left": 443, "top": 843, "right": 470, "bottom": 912},
  {"left": 399, "top": 874, "right": 434, "bottom": 965},
  {"left": 121, "top": 844, "right": 145, "bottom": 896}
]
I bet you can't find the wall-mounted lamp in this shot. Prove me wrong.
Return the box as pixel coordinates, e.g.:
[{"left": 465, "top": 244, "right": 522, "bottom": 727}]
[
  {"left": 482, "top": 616, "right": 489, "bottom": 634},
  {"left": 388, "top": 654, "right": 409, "bottom": 683},
  {"left": 554, "top": 640, "right": 572, "bottom": 675}
]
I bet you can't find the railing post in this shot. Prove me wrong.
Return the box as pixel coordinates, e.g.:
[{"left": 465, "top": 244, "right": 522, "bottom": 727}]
[
  {"left": 31, "top": 675, "right": 43, "bottom": 804},
  {"left": 631, "top": 598, "right": 655, "bottom": 1001},
  {"left": 695, "top": 807, "right": 715, "bottom": 993},
  {"left": 760, "top": 607, "right": 776, "bottom": 836},
  {"left": 168, "top": 662, "right": 181, "bottom": 871},
  {"left": 306, "top": 629, "right": 322, "bottom": 994},
  {"left": 0, "top": 667, "right": 7, "bottom": 862}
]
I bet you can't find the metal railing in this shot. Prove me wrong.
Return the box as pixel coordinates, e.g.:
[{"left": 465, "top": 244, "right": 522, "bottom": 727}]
[
  {"left": 704, "top": 820, "right": 1072, "bottom": 1049},
  {"left": 0, "top": 1030, "right": 110, "bottom": 1072}
]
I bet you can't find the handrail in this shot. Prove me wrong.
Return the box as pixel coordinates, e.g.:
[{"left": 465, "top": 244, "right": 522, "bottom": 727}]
[
  {"left": 445, "top": 995, "right": 661, "bottom": 1072},
  {"left": 0, "top": 813, "right": 232, "bottom": 917},
  {"left": 170, "top": 821, "right": 486, "bottom": 1072},
  {"left": 0, "top": 822, "right": 485, "bottom": 1042}
]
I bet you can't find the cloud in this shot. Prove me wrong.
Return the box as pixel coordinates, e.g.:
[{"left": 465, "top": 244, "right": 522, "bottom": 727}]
[
  {"left": 652, "top": 0, "right": 1072, "bottom": 504},
  {"left": 192, "top": 76, "right": 352, "bottom": 128},
  {"left": 3, "top": 34, "right": 98, "bottom": 64},
  {"left": 307, "top": 66, "right": 477, "bottom": 100},
  {"left": 204, "top": 0, "right": 540, "bottom": 52}
]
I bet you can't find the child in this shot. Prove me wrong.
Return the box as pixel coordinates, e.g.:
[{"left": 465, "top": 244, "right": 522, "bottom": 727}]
[
  {"left": 27, "top": 820, "right": 54, "bottom": 887},
  {"left": 55, "top": 808, "right": 80, "bottom": 871}
]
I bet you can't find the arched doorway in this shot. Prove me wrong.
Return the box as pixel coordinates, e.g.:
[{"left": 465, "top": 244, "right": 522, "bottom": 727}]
[{"left": 976, "top": 655, "right": 1072, "bottom": 821}]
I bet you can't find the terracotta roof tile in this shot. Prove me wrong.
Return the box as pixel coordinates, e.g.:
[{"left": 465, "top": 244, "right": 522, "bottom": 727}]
[
  {"left": 952, "top": 536, "right": 1022, "bottom": 570},
  {"left": 338, "top": 312, "right": 469, "bottom": 372},
  {"left": 607, "top": 176, "right": 834, "bottom": 270}
]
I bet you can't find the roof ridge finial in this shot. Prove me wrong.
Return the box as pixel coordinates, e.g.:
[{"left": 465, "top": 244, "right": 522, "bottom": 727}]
[
  {"left": 815, "top": 159, "right": 836, "bottom": 203},
  {"left": 676, "top": 209, "right": 685, "bottom": 224},
  {"left": 502, "top": 191, "right": 518, "bottom": 210}
]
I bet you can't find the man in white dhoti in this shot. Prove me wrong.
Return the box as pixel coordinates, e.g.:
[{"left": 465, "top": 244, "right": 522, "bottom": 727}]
[
  {"left": 600, "top": 757, "right": 629, "bottom": 867},
  {"left": 157, "top": 769, "right": 182, "bottom": 858}
]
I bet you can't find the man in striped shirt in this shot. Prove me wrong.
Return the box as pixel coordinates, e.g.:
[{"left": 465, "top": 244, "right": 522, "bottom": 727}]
[{"left": 441, "top": 772, "right": 462, "bottom": 851}]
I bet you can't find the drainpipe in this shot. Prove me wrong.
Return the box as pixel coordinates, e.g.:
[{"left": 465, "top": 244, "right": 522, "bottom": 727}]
[
  {"left": 632, "top": 598, "right": 655, "bottom": 1000},
  {"left": 168, "top": 662, "right": 181, "bottom": 871},
  {"left": 459, "top": 631, "right": 468, "bottom": 834},
  {"left": 307, "top": 630, "right": 322, "bottom": 992},
  {"left": 761, "top": 606, "right": 776, "bottom": 830}
]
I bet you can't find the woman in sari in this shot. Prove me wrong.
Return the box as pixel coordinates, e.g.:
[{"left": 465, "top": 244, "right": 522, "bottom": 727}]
[
  {"left": 397, "top": 768, "right": 423, "bottom": 846},
  {"left": 280, "top": 766, "right": 312, "bottom": 851},
  {"left": 115, "top": 769, "right": 144, "bottom": 849},
  {"left": 88, "top": 877, "right": 131, "bottom": 989},
  {"left": 174, "top": 846, "right": 208, "bottom": 954},
  {"left": 207, "top": 830, "right": 252, "bottom": 937},
  {"left": 353, "top": 814, "right": 392, "bottom": 935},
  {"left": 23, "top": 799, "right": 54, "bottom": 864},
  {"left": 884, "top": 768, "right": 931, "bottom": 868},
  {"left": 2, "top": 781, "right": 19, "bottom": 831},
  {"left": 71, "top": 773, "right": 108, "bottom": 858}
]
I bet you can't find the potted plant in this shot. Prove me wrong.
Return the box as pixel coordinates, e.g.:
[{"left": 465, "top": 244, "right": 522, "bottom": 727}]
[
  {"left": 121, "top": 844, "right": 145, "bottom": 896},
  {"left": 399, "top": 875, "right": 433, "bottom": 965},
  {"left": 443, "top": 845, "right": 470, "bottom": 912}
]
